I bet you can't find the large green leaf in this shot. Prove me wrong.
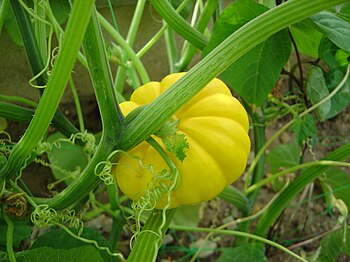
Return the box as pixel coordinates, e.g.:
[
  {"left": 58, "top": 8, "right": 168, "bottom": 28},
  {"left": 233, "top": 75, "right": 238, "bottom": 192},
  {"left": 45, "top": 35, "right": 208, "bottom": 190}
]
[
  {"left": 306, "top": 66, "right": 331, "bottom": 119},
  {"left": 202, "top": 0, "right": 291, "bottom": 106},
  {"left": 11, "top": 246, "right": 104, "bottom": 262},
  {"left": 217, "top": 243, "right": 267, "bottom": 262},
  {"left": 318, "top": 38, "right": 350, "bottom": 120},
  {"left": 289, "top": 19, "right": 323, "bottom": 58},
  {"left": 31, "top": 227, "right": 115, "bottom": 262},
  {"left": 311, "top": 11, "right": 350, "bottom": 52}
]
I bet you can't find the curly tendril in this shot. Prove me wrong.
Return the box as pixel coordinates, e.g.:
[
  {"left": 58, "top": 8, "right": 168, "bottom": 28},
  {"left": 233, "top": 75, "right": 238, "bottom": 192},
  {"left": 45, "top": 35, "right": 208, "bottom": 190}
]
[
  {"left": 30, "top": 131, "right": 94, "bottom": 191},
  {"left": 123, "top": 138, "right": 180, "bottom": 251},
  {"left": 94, "top": 161, "right": 116, "bottom": 185},
  {"left": 31, "top": 205, "right": 125, "bottom": 260},
  {"left": 31, "top": 204, "right": 84, "bottom": 234},
  {"left": 0, "top": 131, "right": 14, "bottom": 157},
  {"left": 33, "top": 131, "right": 96, "bottom": 158}
]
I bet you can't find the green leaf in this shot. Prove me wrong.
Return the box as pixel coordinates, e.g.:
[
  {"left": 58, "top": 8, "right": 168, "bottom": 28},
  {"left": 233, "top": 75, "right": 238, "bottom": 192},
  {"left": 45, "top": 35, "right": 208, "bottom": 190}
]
[
  {"left": 316, "top": 39, "right": 350, "bottom": 120},
  {"left": 162, "top": 133, "right": 189, "bottom": 162},
  {"left": 202, "top": 0, "right": 291, "bottom": 106},
  {"left": 266, "top": 142, "right": 300, "bottom": 191},
  {"left": 0, "top": 252, "right": 7, "bottom": 261},
  {"left": 46, "top": 132, "right": 89, "bottom": 185},
  {"left": 170, "top": 0, "right": 195, "bottom": 18},
  {"left": 306, "top": 66, "right": 331, "bottom": 119},
  {"left": 12, "top": 246, "right": 104, "bottom": 262},
  {"left": 172, "top": 204, "right": 202, "bottom": 227},
  {"left": 267, "top": 142, "right": 300, "bottom": 174},
  {"left": 31, "top": 227, "right": 115, "bottom": 262},
  {"left": 0, "top": 216, "right": 32, "bottom": 248},
  {"left": 218, "top": 243, "right": 267, "bottom": 262},
  {"left": 311, "top": 11, "right": 350, "bottom": 52},
  {"left": 319, "top": 37, "right": 342, "bottom": 70},
  {"left": 50, "top": 0, "right": 70, "bottom": 25},
  {"left": 291, "top": 113, "right": 317, "bottom": 146},
  {"left": 219, "top": 186, "right": 250, "bottom": 213},
  {"left": 333, "top": 3, "right": 350, "bottom": 22},
  {"left": 3, "top": 6, "right": 23, "bottom": 45},
  {"left": 321, "top": 168, "right": 350, "bottom": 210},
  {"left": 311, "top": 226, "right": 350, "bottom": 262},
  {"left": 262, "top": 0, "right": 276, "bottom": 8},
  {"left": 323, "top": 70, "right": 350, "bottom": 120},
  {"left": 335, "top": 49, "right": 350, "bottom": 67},
  {"left": 289, "top": 19, "right": 323, "bottom": 58},
  {"left": 155, "top": 120, "right": 189, "bottom": 162}
]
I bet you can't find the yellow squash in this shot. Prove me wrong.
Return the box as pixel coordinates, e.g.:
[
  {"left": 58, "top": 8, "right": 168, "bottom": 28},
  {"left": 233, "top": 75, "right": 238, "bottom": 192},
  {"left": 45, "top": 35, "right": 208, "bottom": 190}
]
[{"left": 113, "top": 73, "right": 250, "bottom": 209}]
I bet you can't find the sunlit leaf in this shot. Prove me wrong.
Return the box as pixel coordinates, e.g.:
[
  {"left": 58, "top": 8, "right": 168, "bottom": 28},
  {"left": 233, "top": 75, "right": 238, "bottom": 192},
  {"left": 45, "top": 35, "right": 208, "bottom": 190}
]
[{"left": 202, "top": 0, "right": 291, "bottom": 106}]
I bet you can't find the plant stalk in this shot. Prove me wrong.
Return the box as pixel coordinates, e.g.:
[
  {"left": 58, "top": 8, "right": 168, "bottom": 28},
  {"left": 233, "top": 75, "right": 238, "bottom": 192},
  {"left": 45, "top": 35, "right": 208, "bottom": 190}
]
[
  {"left": 119, "top": 0, "right": 347, "bottom": 152},
  {"left": 0, "top": 0, "right": 94, "bottom": 184}
]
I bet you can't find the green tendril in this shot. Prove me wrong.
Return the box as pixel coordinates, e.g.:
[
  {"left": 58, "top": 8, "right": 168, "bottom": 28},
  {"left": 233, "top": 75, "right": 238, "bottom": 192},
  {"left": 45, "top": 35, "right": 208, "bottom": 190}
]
[
  {"left": 126, "top": 138, "right": 179, "bottom": 253},
  {"left": 31, "top": 204, "right": 84, "bottom": 234},
  {"left": 33, "top": 131, "right": 96, "bottom": 159},
  {"left": 29, "top": 27, "right": 54, "bottom": 89},
  {"left": 0, "top": 132, "right": 14, "bottom": 157},
  {"left": 52, "top": 221, "right": 125, "bottom": 260},
  {"left": 94, "top": 161, "right": 116, "bottom": 185},
  {"left": 31, "top": 204, "right": 124, "bottom": 260}
]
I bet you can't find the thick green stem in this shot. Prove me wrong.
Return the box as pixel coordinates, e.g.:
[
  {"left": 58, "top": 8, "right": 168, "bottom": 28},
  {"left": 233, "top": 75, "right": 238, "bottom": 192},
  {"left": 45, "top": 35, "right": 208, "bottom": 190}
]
[
  {"left": 150, "top": 0, "right": 208, "bottom": 50},
  {"left": 128, "top": 209, "right": 177, "bottom": 261},
  {"left": 107, "top": 183, "right": 126, "bottom": 248},
  {"left": 235, "top": 111, "right": 266, "bottom": 244},
  {"left": 177, "top": 0, "right": 219, "bottom": 70},
  {"left": 120, "top": 0, "right": 347, "bottom": 152},
  {"left": 34, "top": 7, "right": 123, "bottom": 209},
  {"left": 0, "top": 1, "right": 94, "bottom": 183},
  {"left": 34, "top": 0, "right": 47, "bottom": 62},
  {"left": 246, "top": 112, "right": 266, "bottom": 204},
  {"left": 0, "top": 0, "right": 9, "bottom": 33},
  {"left": 3, "top": 210, "right": 16, "bottom": 262},
  {"left": 164, "top": 27, "right": 179, "bottom": 73}
]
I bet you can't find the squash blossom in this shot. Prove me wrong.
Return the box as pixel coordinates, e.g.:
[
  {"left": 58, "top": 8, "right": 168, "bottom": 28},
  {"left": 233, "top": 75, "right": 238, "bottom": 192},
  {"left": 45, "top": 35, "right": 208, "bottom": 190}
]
[{"left": 113, "top": 73, "right": 250, "bottom": 209}]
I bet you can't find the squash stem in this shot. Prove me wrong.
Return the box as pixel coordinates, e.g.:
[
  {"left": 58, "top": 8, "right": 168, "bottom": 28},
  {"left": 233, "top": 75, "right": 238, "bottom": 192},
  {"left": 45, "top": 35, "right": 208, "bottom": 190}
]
[
  {"left": 128, "top": 209, "right": 177, "bottom": 261},
  {"left": 236, "top": 110, "right": 266, "bottom": 244}
]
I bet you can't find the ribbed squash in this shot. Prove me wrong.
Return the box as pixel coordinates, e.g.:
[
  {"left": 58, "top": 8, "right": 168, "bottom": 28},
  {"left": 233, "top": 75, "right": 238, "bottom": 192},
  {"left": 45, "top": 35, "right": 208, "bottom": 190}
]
[{"left": 113, "top": 73, "right": 250, "bottom": 208}]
